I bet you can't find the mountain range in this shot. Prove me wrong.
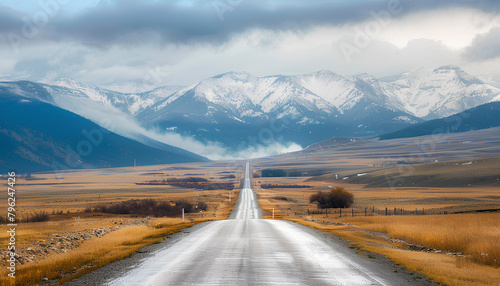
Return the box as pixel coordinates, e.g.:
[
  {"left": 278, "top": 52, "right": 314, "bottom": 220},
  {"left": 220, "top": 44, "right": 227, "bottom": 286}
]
[
  {"left": 49, "top": 66, "right": 500, "bottom": 146},
  {"left": 1, "top": 65, "right": 499, "bottom": 169},
  {"left": 0, "top": 82, "right": 207, "bottom": 173}
]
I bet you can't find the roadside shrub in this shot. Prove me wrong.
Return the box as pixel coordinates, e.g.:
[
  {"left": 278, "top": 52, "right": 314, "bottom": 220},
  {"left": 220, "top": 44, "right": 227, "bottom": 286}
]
[
  {"left": 23, "top": 211, "right": 50, "bottom": 223},
  {"left": 271, "top": 196, "right": 291, "bottom": 201},
  {"left": 174, "top": 200, "right": 195, "bottom": 213},
  {"left": 167, "top": 177, "right": 208, "bottom": 183},
  {"left": 309, "top": 187, "right": 354, "bottom": 209},
  {"left": 89, "top": 199, "right": 208, "bottom": 217},
  {"left": 197, "top": 201, "right": 208, "bottom": 211}
]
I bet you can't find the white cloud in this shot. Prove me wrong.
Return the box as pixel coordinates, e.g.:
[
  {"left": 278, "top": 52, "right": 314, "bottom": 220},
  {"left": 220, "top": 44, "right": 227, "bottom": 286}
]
[
  {"left": 375, "top": 8, "right": 500, "bottom": 50},
  {"left": 147, "top": 130, "right": 303, "bottom": 160}
]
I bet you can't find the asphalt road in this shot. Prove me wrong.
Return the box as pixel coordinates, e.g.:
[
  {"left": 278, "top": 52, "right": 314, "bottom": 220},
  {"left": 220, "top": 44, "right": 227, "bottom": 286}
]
[{"left": 68, "top": 162, "right": 433, "bottom": 286}]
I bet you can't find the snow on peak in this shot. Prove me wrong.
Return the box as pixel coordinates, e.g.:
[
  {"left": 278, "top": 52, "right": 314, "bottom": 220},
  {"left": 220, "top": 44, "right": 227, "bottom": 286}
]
[
  {"left": 381, "top": 66, "right": 498, "bottom": 119},
  {"left": 53, "top": 78, "right": 117, "bottom": 106},
  {"left": 148, "top": 66, "right": 499, "bottom": 121},
  {"left": 43, "top": 66, "right": 500, "bottom": 125},
  {"left": 432, "top": 65, "right": 483, "bottom": 84}
]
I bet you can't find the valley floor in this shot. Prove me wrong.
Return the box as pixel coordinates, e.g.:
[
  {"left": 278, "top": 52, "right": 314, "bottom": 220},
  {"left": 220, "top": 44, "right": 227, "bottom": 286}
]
[{"left": 1, "top": 150, "right": 499, "bottom": 285}]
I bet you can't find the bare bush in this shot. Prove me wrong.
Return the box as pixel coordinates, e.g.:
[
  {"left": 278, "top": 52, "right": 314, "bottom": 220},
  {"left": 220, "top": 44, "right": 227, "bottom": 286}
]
[
  {"left": 197, "top": 201, "right": 208, "bottom": 211},
  {"left": 23, "top": 212, "right": 50, "bottom": 223},
  {"left": 309, "top": 187, "right": 354, "bottom": 209}
]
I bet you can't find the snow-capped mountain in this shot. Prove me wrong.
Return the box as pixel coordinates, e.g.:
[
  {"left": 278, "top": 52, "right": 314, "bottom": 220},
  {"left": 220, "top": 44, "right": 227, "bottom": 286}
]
[
  {"left": 2, "top": 65, "right": 499, "bottom": 152},
  {"left": 52, "top": 78, "right": 184, "bottom": 115},
  {"left": 53, "top": 78, "right": 131, "bottom": 112},
  {"left": 380, "top": 65, "right": 500, "bottom": 119},
  {"left": 133, "top": 66, "right": 499, "bottom": 147},
  {"left": 138, "top": 70, "right": 408, "bottom": 122},
  {"left": 134, "top": 70, "right": 424, "bottom": 147},
  {"left": 137, "top": 66, "right": 499, "bottom": 126}
]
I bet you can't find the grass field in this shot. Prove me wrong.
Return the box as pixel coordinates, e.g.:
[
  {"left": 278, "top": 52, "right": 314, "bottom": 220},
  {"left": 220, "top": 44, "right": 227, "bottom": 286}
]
[
  {"left": 253, "top": 172, "right": 500, "bottom": 285},
  {"left": 0, "top": 161, "right": 244, "bottom": 285},
  {"left": 340, "top": 213, "right": 500, "bottom": 267}
]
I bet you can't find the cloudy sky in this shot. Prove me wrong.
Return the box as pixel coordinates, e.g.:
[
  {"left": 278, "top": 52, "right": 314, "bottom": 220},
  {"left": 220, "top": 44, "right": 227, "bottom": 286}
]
[{"left": 1, "top": 0, "right": 500, "bottom": 89}]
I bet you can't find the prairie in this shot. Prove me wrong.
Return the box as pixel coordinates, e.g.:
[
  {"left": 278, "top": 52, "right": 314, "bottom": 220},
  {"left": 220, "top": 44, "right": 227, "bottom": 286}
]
[
  {"left": 0, "top": 161, "right": 243, "bottom": 285},
  {"left": 251, "top": 156, "right": 500, "bottom": 285}
]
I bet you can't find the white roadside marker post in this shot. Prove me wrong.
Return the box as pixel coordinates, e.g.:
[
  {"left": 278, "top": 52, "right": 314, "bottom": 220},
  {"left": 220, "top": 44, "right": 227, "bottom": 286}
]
[{"left": 182, "top": 208, "right": 185, "bottom": 223}]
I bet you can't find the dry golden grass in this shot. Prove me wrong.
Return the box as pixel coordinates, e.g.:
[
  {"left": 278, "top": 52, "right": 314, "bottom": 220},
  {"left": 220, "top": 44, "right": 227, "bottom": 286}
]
[
  {"left": 3, "top": 157, "right": 499, "bottom": 285},
  {"left": 253, "top": 173, "right": 500, "bottom": 213},
  {"left": 0, "top": 216, "right": 119, "bottom": 250},
  {"left": 340, "top": 213, "right": 500, "bottom": 267},
  {"left": 252, "top": 174, "right": 500, "bottom": 286},
  {"left": 3, "top": 161, "right": 244, "bottom": 217},
  {"left": 0, "top": 161, "right": 243, "bottom": 285},
  {"left": 0, "top": 200, "right": 240, "bottom": 286},
  {"left": 288, "top": 217, "right": 500, "bottom": 286},
  {"left": 381, "top": 249, "right": 500, "bottom": 286},
  {"left": 0, "top": 219, "right": 194, "bottom": 285},
  {"left": 250, "top": 137, "right": 500, "bottom": 285}
]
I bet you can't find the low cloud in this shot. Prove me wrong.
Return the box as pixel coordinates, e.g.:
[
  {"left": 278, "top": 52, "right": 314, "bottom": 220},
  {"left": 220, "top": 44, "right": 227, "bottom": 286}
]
[
  {"left": 130, "top": 124, "right": 303, "bottom": 161},
  {"left": 82, "top": 102, "right": 302, "bottom": 161},
  {"left": 146, "top": 129, "right": 303, "bottom": 160}
]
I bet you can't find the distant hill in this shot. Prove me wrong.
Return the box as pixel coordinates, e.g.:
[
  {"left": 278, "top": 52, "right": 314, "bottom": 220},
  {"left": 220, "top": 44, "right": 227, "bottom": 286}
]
[
  {"left": 305, "top": 137, "right": 368, "bottom": 151},
  {"left": 0, "top": 92, "right": 208, "bottom": 173},
  {"left": 379, "top": 102, "right": 500, "bottom": 140},
  {"left": 311, "top": 156, "right": 500, "bottom": 188}
]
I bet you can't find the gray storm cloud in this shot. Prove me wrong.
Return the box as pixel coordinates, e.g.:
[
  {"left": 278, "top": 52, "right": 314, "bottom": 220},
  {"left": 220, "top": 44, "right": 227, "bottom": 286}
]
[
  {"left": 464, "top": 27, "right": 500, "bottom": 61},
  {"left": 1, "top": 0, "right": 500, "bottom": 46},
  {"left": 1, "top": 0, "right": 500, "bottom": 86}
]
